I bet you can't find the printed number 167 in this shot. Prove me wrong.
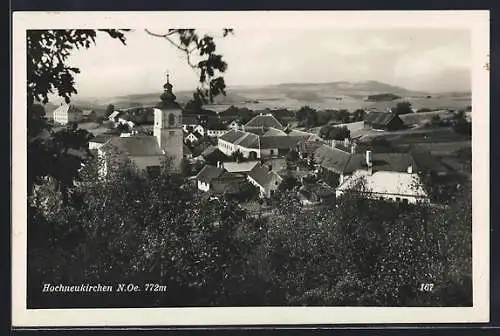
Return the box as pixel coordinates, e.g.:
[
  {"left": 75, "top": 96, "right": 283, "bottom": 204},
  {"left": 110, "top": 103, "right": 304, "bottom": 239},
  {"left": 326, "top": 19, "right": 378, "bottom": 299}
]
[{"left": 419, "top": 283, "right": 434, "bottom": 292}]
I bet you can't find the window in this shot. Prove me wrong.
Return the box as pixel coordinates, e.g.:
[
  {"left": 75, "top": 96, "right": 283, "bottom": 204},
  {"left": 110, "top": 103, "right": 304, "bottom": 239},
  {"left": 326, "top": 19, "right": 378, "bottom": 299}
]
[
  {"left": 168, "top": 113, "right": 175, "bottom": 126},
  {"left": 402, "top": 199, "right": 409, "bottom": 205},
  {"left": 270, "top": 150, "right": 274, "bottom": 155},
  {"left": 395, "top": 197, "right": 401, "bottom": 202}
]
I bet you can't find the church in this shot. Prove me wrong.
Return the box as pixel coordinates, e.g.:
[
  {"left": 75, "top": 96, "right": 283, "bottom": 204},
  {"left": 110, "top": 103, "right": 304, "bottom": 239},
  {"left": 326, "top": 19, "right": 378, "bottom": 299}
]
[{"left": 98, "top": 74, "right": 184, "bottom": 176}]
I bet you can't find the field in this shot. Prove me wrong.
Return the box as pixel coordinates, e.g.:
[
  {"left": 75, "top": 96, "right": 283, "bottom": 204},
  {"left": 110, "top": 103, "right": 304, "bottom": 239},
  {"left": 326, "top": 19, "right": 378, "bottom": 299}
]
[{"left": 55, "top": 81, "right": 471, "bottom": 115}]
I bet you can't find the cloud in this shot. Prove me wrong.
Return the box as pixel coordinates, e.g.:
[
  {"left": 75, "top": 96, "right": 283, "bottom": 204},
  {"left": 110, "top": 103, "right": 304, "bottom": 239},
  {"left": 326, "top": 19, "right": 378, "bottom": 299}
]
[{"left": 63, "top": 28, "right": 471, "bottom": 98}]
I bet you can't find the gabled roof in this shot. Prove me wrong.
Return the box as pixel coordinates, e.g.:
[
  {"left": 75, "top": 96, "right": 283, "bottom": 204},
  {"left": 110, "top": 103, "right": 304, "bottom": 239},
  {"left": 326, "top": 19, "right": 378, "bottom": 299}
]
[
  {"left": 364, "top": 112, "right": 401, "bottom": 126},
  {"left": 313, "top": 145, "right": 353, "bottom": 174},
  {"left": 235, "top": 132, "right": 260, "bottom": 149},
  {"left": 263, "top": 127, "right": 287, "bottom": 136},
  {"left": 248, "top": 164, "right": 282, "bottom": 188},
  {"left": 244, "top": 114, "right": 284, "bottom": 129},
  {"left": 196, "top": 165, "right": 226, "bottom": 183},
  {"left": 222, "top": 161, "right": 259, "bottom": 173},
  {"left": 259, "top": 135, "right": 304, "bottom": 149},
  {"left": 219, "top": 129, "right": 247, "bottom": 143},
  {"left": 90, "top": 133, "right": 117, "bottom": 144},
  {"left": 101, "top": 136, "right": 162, "bottom": 156}
]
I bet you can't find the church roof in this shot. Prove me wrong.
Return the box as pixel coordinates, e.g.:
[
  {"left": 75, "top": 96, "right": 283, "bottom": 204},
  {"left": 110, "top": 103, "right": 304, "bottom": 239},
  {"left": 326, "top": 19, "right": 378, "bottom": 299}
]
[{"left": 101, "top": 136, "right": 162, "bottom": 157}]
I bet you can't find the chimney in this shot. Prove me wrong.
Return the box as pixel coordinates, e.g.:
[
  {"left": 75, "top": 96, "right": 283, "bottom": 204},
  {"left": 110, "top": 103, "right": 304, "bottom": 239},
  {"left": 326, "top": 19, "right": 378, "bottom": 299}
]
[
  {"left": 407, "top": 164, "right": 413, "bottom": 174},
  {"left": 217, "top": 161, "right": 223, "bottom": 169},
  {"left": 365, "top": 150, "right": 373, "bottom": 168},
  {"left": 350, "top": 142, "right": 357, "bottom": 154},
  {"left": 344, "top": 137, "right": 350, "bottom": 147}
]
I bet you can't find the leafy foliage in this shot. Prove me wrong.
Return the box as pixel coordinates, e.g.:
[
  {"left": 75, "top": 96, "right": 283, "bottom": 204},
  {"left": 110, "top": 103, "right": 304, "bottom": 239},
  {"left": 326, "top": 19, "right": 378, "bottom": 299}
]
[
  {"left": 391, "top": 101, "right": 413, "bottom": 115},
  {"left": 319, "top": 125, "right": 351, "bottom": 140}
]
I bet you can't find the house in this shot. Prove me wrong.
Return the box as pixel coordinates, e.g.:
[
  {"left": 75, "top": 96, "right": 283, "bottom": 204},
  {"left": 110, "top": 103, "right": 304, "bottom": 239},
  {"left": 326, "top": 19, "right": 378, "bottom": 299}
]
[
  {"left": 193, "top": 124, "right": 206, "bottom": 137},
  {"left": 182, "top": 115, "right": 199, "bottom": 132},
  {"left": 184, "top": 131, "right": 202, "bottom": 144},
  {"left": 228, "top": 120, "right": 241, "bottom": 130},
  {"left": 335, "top": 150, "right": 429, "bottom": 204},
  {"left": 247, "top": 163, "right": 283, "bottom": 198},
  {"left": 221, "top": 161, "right": 259, "bottom": 174},
  {"left": 195, "top": 162, "right": 246, "bottom": 193},
  {"left": 195, "top": 164, "right": 226, "bottom": 192},
  {"left": 243, "top": 113, "right": 284, "bottom": 132},
  {"left": 218, "top": 129, "right": 312, "bottom": 160},
  {"left": 52, "top": 104, "right": 84, "bottom": 124},
  {"left": 200, "top": 146, "right": 229, "bottom": 164},
  {"left": 297, "top": 183, "right": 336, "bottom": 206},
  {"left": 364, "top": 112, "right": 404, "bottom": 131},
  {"left": 207, "top": 128, "right": 229, "bottom": 137},
  {"left": 89, "top": 134, "right": 116, "bottom": 150},
  {"left": 108, "top": 110, "right": 121, "bottom": 122}
]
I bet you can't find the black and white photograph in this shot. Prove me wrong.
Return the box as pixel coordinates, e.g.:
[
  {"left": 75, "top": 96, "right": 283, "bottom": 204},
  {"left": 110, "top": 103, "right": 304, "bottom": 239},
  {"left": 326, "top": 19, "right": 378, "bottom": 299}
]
[{"left": 12, "top": 10, "right": 490, "bottom": 326}]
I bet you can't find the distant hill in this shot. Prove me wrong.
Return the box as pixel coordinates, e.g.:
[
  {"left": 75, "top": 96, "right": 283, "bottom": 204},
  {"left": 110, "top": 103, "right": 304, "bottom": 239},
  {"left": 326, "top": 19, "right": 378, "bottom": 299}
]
[{"left": 45, "top": 80, "right": 471, "bottom": 113}]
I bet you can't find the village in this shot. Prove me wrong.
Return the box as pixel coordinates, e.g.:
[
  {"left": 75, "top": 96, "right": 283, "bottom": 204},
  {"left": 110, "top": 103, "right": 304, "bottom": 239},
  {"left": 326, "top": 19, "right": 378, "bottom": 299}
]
[{"left": 47, "top": 74, "right": 472, "bottom": 215}]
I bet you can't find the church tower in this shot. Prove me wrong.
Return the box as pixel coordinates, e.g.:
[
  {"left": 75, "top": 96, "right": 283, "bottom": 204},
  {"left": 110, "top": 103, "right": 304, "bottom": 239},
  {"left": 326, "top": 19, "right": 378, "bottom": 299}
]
[{"left": 153, "top": 73, "right": 183, "bottom": 172}]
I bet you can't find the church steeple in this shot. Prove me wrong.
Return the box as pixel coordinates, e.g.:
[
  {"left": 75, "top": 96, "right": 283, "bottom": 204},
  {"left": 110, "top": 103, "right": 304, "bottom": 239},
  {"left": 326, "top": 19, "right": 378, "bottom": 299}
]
[{"left": 159, "top": 71, "right": 179, "bottom": 108}]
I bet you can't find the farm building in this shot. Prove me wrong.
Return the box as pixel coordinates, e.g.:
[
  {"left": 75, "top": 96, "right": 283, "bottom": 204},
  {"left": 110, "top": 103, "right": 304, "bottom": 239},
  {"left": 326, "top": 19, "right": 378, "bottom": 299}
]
[{"left": 364, "top": 112, "right": 404, "bottom": 131}]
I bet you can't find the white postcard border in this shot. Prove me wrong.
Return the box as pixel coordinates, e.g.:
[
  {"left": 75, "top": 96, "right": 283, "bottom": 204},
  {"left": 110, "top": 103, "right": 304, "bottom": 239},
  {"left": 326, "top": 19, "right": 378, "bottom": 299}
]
[{"left": 12, "top": 10, "right": 490, "bottom": 327}]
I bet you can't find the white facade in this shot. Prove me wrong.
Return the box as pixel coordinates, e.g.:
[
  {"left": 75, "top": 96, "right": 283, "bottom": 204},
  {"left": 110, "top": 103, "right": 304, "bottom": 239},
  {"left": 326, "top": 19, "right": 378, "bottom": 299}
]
[
  {"left": 207, "top": 129, "right": 228, "bottom": 137},
  {"left": 197, "top": 180, "right": 210, "bottom": 192},
  {"left": 185, "top": 133, "right": 200, "bottom": 143},
  {"left": 336, "top": 170, "right": 429, "bottom": 204}
]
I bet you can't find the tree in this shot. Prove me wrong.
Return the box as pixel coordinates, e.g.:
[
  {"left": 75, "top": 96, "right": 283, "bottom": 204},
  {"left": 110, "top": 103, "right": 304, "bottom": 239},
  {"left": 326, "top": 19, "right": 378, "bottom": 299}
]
[
  {"left": 392, "top": 101, "right": 413, "bottom": 115},
  {"left": 105, "top": 104, "right": 115, "bottom": 117},
  {"left": 352, "top": 109, "right": 366, "bottom": 122},
  {"left": 319, "top": 125, "right": 351, "bottom": 140}
]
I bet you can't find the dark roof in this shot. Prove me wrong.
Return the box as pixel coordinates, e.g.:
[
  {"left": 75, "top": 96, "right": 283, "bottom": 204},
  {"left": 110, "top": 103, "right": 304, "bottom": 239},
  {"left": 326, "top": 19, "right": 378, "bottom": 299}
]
[
  {"left": 244, "top": 114, "right": 284, "bottom": 129},
  {"left": 101, "top": 136, "right": 162, "bottom": 156},
  {"left": 259, "top": 135, "right": 304, "bottom": 149},
  {"left": 219, "top": 129, "right": 247, "bottom": 143},
  {"left": 183, "top": 115, "right": 198, "bottom": 125},
  {"left": 208, "top": 123, "right": 228, "bottom": 130},
  {"left": 90, "top": 134, "right": 116, "bottom": 144},
  {"left": 248, "top": 164, "right": 281, "bottom": 188},
  {"left": 201, "top": 146, "right": 228, "bottom": 162},
  {"left": 313, "top": 145, "right": 353, "bottom": 174},
  {"left": 297, "top": 140, "right": 324, "bottom": 156},
  {"left": 411, "top": 151, "right": 449, "bottom": 173},
  {"left": 195, "top": 165, "right": 226, "bottom": 183},
  {"left": 235, "top": 133, "right": 260, "bottom": 149},
  {"left": 364, "top": 112, "right": 401, "bottom": 126}
]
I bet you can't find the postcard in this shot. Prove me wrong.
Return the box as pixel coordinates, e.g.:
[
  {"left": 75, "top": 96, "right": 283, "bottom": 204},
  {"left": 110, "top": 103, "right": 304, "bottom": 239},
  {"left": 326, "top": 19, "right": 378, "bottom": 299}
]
[{"left": 12, "top": 10, "right": 490, "bottom": 327}]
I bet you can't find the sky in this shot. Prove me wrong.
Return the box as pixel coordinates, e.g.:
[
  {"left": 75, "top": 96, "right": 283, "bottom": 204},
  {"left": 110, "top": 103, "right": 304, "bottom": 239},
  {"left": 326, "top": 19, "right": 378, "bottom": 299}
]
[{"left": 66, "top": 28, "right": 471, "bottom": 98}]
